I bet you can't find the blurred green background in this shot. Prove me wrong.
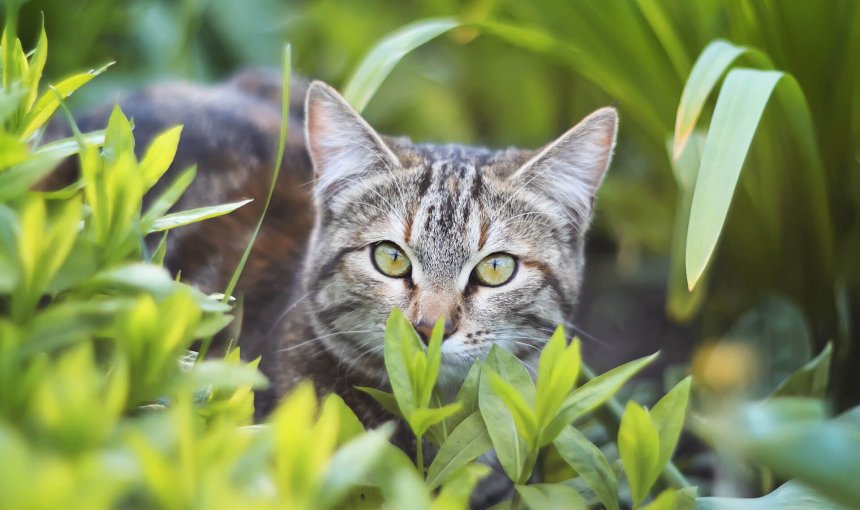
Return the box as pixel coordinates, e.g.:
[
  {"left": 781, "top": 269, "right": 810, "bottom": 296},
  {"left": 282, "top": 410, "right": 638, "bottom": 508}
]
[{"left": 14, "top": 0, "right": 860, "bottom": 405}]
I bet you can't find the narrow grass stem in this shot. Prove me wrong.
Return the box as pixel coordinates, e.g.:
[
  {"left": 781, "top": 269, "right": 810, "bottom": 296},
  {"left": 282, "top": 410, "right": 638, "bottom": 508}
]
[{"left": 416, "top": 433, "right": 425, "bottom": 476}]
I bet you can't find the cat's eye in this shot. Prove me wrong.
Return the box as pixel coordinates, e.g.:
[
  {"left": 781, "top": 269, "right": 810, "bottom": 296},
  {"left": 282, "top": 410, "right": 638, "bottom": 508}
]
[
  {"left": 372, "top": 241, "right": 412, "bottom": 278},
  {"left": 473, "top": 253, "right": 517, "bottom": 287}
]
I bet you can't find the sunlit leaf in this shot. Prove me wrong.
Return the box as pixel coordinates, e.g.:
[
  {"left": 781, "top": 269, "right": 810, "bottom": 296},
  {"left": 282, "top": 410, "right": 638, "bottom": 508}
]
[
  {"left": 544, "top": 353, "right": 658, "bottom": 440},
  {"left": 147, "top": 199, "right": 252, "bottom": 233},
  {"left": 619, "top": 402, "right": 661, "bottom": 508},
  {"left": 140, "top": 125, "right": 183, "bottom": 190},
  {"left": 19, "top": 62, "right": 113, "bottom": 140}
]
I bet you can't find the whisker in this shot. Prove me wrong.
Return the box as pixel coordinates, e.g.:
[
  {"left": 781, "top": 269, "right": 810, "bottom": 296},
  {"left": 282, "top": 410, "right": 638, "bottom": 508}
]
[{"left": 277, "top": 329, "right": 375, "bottom": 353}]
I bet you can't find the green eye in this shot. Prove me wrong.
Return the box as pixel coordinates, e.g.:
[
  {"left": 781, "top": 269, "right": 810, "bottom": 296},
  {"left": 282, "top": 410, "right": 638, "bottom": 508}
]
[
  {"left": 372, "top": 241, "right": 412, "bottom": 278},
  {"left": 474, "top": 253, "right": 517, "bottom": 287}
]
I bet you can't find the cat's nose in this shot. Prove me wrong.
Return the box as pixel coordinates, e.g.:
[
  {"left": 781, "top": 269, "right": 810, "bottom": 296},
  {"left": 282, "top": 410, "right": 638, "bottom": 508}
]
[{"left": 412, "top": 319, "right": 457, "bottom": 345}]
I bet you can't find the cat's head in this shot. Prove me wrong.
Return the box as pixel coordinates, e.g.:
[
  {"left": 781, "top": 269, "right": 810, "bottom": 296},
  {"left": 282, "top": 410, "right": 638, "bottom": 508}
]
[{"left": 301, "top": 81, "right": 616, "bottom": 386}]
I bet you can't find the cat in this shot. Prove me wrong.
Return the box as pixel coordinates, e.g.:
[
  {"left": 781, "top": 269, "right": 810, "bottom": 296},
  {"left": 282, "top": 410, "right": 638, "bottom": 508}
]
[{"left": 58, "top": 67, "right": 616, "bottom": 446}]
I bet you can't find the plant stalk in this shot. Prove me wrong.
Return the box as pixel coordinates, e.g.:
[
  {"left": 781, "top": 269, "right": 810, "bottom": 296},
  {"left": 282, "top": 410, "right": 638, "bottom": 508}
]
[{"left": 416, "top": 433, "right": 424, "bottom": 476}]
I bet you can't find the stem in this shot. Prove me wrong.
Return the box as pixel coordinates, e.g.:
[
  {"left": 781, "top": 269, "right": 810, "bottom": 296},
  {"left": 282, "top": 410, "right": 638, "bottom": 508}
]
[
  {"left": 416, "top": 433, "right": 424, "bottom": 476},
  {"left": 511, "top": 451, "right": 538, "bottom": 510},
  {"left": 580, "top": 363, "right": 693, "bottom": 490}
]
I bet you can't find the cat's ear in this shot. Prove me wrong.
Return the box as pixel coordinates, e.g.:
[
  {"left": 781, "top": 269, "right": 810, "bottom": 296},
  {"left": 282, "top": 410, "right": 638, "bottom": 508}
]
[
  {"left": 305, "top": 81, "right": 400, "bottom": 200},
  {"left": 510, "top": 107, "right": 617, "bottom": 228}
]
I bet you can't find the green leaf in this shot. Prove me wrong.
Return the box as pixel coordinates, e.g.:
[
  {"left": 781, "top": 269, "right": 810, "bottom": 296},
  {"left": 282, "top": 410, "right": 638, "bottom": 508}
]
[
  {"left": 102, "top": 104, "right": 134, "bottom": 164},
  {"left": 189, "top": 360, "right": 269, "bottom": 391},
  {"left": 650, "top": 376, "right": 692, "bottom": 471},
  {"left": 408, "top": 403, "right": 461, "bottom": 437},
  {"left": 19, "top": 62, "right": 113, "bottom": 140},
  {"left": 31, "top": 129, "right": 106, "bottom": 161},
  {"left": 24, "top": 20, "right": 47, "bottom": 110},
  {"left": 355, "top": 386, "right": 402, "bottom": 417},
  {"left": 685, "top": 68, "right": 830, "bottom": 290},
  {"left": 432, "top": 464, "right": 491, "bottom": 510},
  {"left": 535, "top": 327, "right": 581, "bottom": 437},
  {"left": 147, "top": 199, "right": 252, "bottom": 233},
  {"left": 485, "top": 344, "right": 535, "bottom": 401},
  {"left": 696, "top": 398, "right": 859, "bottom": 508},
  {"left": 639, "top": 489, "right": 678, "bottom": 510},
  {"left": 421, "top": 318, "right": 445, "bottom": 407},
  {"left": 488, "top": 371, "right": 538, "bottom": 443},
  {"left": 447, "top": 361, "right": 481, "bottom": 429},
  {"left": 141, "top": 165, "right": 197, "bottom": 227},
  {"left": 545, "top": 353, "right": 658, "bottom": 441},
  {"left": 515, "top": 483, "right": 586, "bottom": 510},
  {"left": 695, "top": 481, "right": 845, "bottom": 510},
  {"left": 553, "top": 426, "right": 619, "bottom": 510},
  {"left": 771, "top": 343, "right": 832, "bottom": 399},
  {"left": 426, "top": 411, "right": 493, "bottom": 489},
  {"left": 383, "top": 307, "right": 423, "bottom": 418},
  {"left": 319, "top": 423, "right": 395, "bottom": 509},
  {"left": 343, "top": 17, "right": 460, "bottom": 112},
  {"left": 479, "top": 347, "right": 529, "bottom": 481},
  {"left": 140, "top": 125, "right": 183, "bottom": 190},
  {"left": 0, "top": 132, "right": 28, "bottom": 169},
  {"left": 673, "top": 40, "right": 771, "bottom": 160},
  {"left": 619, "top": 402, "right": 661, "bottom": 508},
  {"left": 0, "top": 153, "right": 65, "bottom": 201}
]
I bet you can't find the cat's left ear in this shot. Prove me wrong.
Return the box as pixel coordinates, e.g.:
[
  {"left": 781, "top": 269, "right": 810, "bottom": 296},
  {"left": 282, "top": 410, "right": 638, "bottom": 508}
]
[
  {"left": 305, "top": 81, "right": 400, "bottom": 201},
  {"left": 510, "top": 107, "right": 617, "bottom": 228}
]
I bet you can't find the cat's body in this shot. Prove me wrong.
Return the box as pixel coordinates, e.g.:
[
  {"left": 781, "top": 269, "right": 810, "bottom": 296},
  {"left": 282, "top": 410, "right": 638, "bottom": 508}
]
[{"left": 57, "top": 69, "right": 617, "bottom": 439}]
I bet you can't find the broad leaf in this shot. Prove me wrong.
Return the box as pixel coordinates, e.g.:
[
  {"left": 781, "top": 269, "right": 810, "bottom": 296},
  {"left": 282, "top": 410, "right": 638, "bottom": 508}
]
[
  {"left": 515, "top": 483, "right": 586, "bottom": 510},
  {"left": 553, "top": 426, "right": 619, "bottom": 510},
  {"left": 426, "top": 411, "right": 492, "bottom": 489},
  {"left": 650, "top": 376, "right": 692, "bottom": 471},
  {"left": 695, "top": 481, "right": 844, "bottom": 510},
  {"left": 544, "top": 353, "right": 658, "bottom": 440},
  {"left": 140, "top": 125, "right": 183, "bottom": 190},
  {"left": 619, "top": 402, "right": 661, "bottom": 508},
  {"left": 479, "top": 347, "right": 529, "bottom": 481},
  {"left": 771, "top": 343, "right": 832, "bottom": 399},
  {"left": 673, "top": 40, "right": 771, "bottom": 160},
  {"left": 355, "top": 386, "right": 402, "bottom": 417},
  {"left": 319, "top": 423, "right": 395, "bottom": 509}
]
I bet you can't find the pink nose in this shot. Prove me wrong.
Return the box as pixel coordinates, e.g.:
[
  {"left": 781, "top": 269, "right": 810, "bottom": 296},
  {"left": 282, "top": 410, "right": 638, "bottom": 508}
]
[{"left": 412, "top": 318, "right": 458, "bottom": 345}]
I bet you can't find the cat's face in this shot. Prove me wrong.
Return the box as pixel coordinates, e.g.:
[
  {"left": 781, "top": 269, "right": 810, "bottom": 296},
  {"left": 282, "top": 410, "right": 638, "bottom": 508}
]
[{"left": 301, "top": 82, "right": 616, "bottom": 386}]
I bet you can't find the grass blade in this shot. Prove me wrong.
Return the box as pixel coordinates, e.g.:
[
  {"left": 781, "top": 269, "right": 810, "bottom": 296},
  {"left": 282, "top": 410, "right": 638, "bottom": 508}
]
[
  {"left": 342, "top": 17, "right": 459, "bottom": 112},
  {"left": 685, "top": 68, "right": 782, "bottom": 289},
  {"left": 673, "top": 40, "right": 771, "bottom": 161}
]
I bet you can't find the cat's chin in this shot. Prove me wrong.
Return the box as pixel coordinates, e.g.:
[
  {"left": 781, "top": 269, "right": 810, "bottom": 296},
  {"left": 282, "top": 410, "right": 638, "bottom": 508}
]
[{"left": 436, "top": 340, "right": 491, "bottom": 391}]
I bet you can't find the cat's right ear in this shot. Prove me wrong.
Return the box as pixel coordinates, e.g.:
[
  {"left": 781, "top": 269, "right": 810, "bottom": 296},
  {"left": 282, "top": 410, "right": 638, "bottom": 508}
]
[{"left": 305, "top": 81, "right": 400, "bottom": 201}]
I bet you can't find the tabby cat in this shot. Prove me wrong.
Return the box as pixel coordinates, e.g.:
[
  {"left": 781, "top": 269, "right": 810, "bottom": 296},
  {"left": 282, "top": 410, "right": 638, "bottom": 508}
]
[{"left": 64, "top": 70, "right": 617, "bottom": 432}]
